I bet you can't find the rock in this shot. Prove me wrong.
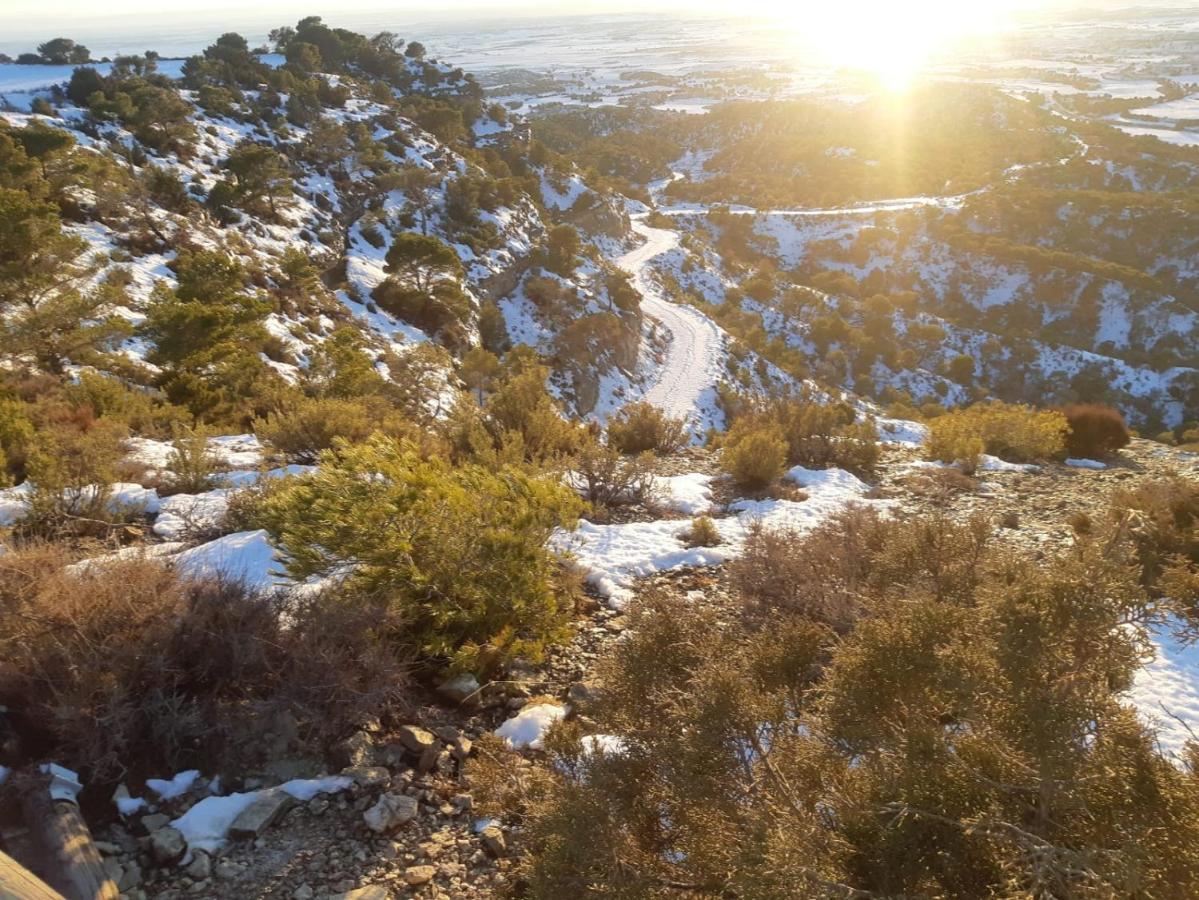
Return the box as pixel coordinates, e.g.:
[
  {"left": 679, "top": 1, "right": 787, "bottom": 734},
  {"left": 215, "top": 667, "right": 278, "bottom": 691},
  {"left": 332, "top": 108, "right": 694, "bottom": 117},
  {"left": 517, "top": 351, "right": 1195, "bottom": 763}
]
[
  {"left": 437, "top": 673, "right": 480, "bottom": 705},
  {"left": 333, "top": 730, "right": 377, "bottom": 768},
  {"left": 450, "top": 736, "right": 472, "bottom": 761},
  {"left": 185, "top": 850, "right": 211, "bottom": 880},
  {"left": 292, "top": 885, "right": 314, "bottom": 900},
  {"left": 397, "top": 725, "right": 437, "bottom": 754},
  {"left": 363, "top": 792, "right": 419, "bottom": 833},
  {"left": 148, "top": 826, "right": 187, "bottom": 866},
  {"left": 341, "top": 765, "right": 390, "bottom": 788},
  {"left": 140, "top": 813, "right": 171, "bottom": 833},
  {"left": 417, "top": 745, "right": 440, "bottom": 774},
  {"left": 94, "top": 840, "right": 123, "bottom": 856},
  {"left": 403, "top": 865, "right": 437, "bottom": 886},
  {"left": 334, "top": 887, "right": 391, "bottom": 900},
  {"left": 118, "top": 861, "right": 142, "bottom": 892},
  {"left": 479, "top": 826, "right": 507, "bottom": 859},
  {"left": 567, "top": 680, "right": 603, "bottom": 708},
  {"left": 214, "top": 859, "right": 240, "bottom": 880},
  {"left": 229, "top": 790, "right": 293, "bottom": 839}
]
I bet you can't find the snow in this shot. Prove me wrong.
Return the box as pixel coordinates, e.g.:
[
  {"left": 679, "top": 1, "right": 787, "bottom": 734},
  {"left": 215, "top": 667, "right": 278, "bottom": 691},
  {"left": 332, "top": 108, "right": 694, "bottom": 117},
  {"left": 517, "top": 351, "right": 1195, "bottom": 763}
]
[
  {"left": 152, "top": 489, "right": 232, "bottom": 540},
  {"left": 555, "top": 465, "right": 889, "bottom": 606},
  {"left": 495, "top": 703, "right": 567, "bottom": 750},
  {"left": 977, "top": 455, "right": 1040, "bottom": 473},
  {"left": 147, "top": 770, "right": 201, "bottom": 802},
  {"left": 1066, "top": 457, "right": 1108, "bottom": 470},
  {"left": 171, "top": 529, "right": 285, "bottom": 593},
  {"left": 1131, "top": 624, "right": 1199, "bottom": 762},
  {"left": 0, "top": 481, "right": 157, "bottom": 525},
  {"left": 170, "top": 776, "right": 352, "bottom": 853},
  {"left": 876, "top": 417, "right": 930, "bottom": 447},
  {"left": 651, "top": 473, "right": 715, "bottom": 515},
  {"left": 580, "top": 734, "right": 628, "bottom": 756},
  {"left": 115, "top": 795, "right": 147, "bottom": 816}
]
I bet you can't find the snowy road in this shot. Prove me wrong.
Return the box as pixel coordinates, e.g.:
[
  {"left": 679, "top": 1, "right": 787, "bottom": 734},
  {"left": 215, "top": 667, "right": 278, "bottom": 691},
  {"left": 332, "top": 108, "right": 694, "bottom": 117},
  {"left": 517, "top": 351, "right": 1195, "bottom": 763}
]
[{"left": 617, "top": 217, "right": 726, "bottom": 432}]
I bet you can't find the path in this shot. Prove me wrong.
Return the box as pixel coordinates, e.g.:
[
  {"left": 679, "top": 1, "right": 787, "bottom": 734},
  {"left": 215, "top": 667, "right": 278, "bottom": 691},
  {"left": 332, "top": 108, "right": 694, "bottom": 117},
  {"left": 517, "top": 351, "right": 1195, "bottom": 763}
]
[{"left": 616, "top": 217, "right": 726, "bottom": 432}]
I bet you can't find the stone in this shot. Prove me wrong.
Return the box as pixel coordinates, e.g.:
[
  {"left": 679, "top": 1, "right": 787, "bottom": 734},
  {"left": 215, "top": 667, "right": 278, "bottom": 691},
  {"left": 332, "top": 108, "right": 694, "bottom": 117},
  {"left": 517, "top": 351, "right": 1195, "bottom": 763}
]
[
  {"left": 148, "top": 826, "right": 187, "bottom": 866},
  {"left": 403, "top": 865, "right": 437, "bottom": 886},
  {"left": 292, "top": 885, "right": 315, "bottom": 900},
  {"left": 229, "top": 790, "right": 293, "bottom": 839},
  {"left": 397, "top": 725, "right": 437, "bottom": 754},
  {"left": 334, "top": 887, "right": 391, "bottom": 900},
  {"left": 341, "top": 765, "right": 390, "bottom": 788},
  {"left": 214, "top": 859, "right": 240, "bottom": 880},
  {"left": 185, "top": 850, "right": 211, "bottom": 881},
  {"left": 118, "top": 861, "right": 142, "bottom": 892},
  {"left": 479, "top": 826, "right": 507, "bottom": 859},
  {"left": 140, "top": 813, "right": 171, "bottom": 833},
  {"left": 333, "top": 730, "right": 377, "bottom": 768},
  {"left": 363, "top": 793, "right": 419, "bottom": 833},
  {"left": 436, "top": 674, "right": 480, "bottom": 705}
]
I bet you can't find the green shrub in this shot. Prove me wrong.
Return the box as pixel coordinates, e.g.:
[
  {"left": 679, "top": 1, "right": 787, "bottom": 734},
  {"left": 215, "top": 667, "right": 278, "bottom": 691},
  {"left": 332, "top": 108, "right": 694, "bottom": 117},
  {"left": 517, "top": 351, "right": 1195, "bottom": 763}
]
[
  {"left": 258, "top": 435, "right": 583, "bottom": 670},
  {"left": 926, "top": 401, "right": 1068, "bottom": 470},
  {"left": 254, "top": 395, "right": 383, "bottom": 463},
  {"left": 606, "top": 401, "right": 688, "bottom": 455},
  {"left": 20, "top": 417, "right": 129, "bottom": 535},
  {"left": 719, "top": 419, "right": 788, "bottom": 490},
  {"left": 165, "top": 424, "right": 219, "bottom": 493}
]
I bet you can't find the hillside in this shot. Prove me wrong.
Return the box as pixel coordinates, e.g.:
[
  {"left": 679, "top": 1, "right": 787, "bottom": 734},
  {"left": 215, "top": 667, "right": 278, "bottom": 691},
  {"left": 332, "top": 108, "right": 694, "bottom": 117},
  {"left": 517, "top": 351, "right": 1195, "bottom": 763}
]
[{"left": 1, "top": 13, "right": 1199, "bottom": 900}]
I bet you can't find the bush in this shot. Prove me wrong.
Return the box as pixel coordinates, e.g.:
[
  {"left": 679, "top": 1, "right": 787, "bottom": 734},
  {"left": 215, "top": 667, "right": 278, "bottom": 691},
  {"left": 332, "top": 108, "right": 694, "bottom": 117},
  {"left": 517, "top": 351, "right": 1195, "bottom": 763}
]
[
  {"left": 605, "top": 401, "right": 688, "bottom": 456},
  {"left": 255, "top": 396, "right": 401, "bottom": 463},
  {"left": 1060, "top": 403, "right": 1130, "bottom": 458},
  {"left": 165, "top": 424, "right": 219, "bottom": 493},
  {"left": 571, "top": 437, "right": 655, "bottom": 512},
  {"left": 926, "top": 401, "right": 1068, "bottom": 471},
  {"left": 257, "top": 435, "right": 583, "bottom": 670},
  {"left": 19, "top": 417, "right": 129, "bottom": 535},
  {"left": 1110, "top": 476, "right": 1199, "bottom": 598},
  {"left": 496, "top": 514, "right": 1199, "bottom": 899},
  {"left": 719, "top": 419, "right": 788, "bottom": 490},
  {"left": 680, "top": 515, "right": 721, "bottom": 548},
  {"left": 0, "top": 545, "right": 411, "bottom": 783}
]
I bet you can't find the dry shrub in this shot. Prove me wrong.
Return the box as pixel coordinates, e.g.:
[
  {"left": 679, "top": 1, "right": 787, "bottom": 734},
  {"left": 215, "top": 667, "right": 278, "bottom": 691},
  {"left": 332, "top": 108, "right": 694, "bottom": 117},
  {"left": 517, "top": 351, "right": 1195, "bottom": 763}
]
[
  {"left": 606, "top": 401, "right": 688, "bottom": 456},
  {"left": 1060, "top": 403, "right": 1131, "bottom": 459},
  {"left": 926, "top": 401, "right": 1068, "bottom": 471},
  {"left": 572, "top": 438, "right": 655, "bottom": 512},
  {"left": 681, "top": 515, "right": 722, "bottom": 548},
  {"left": 1110, "top": 475, "right": 1199, "bottom": 592},
  {"left": 904, "top": 466, "right": 979, "bottom": 502},
  {"left": 720, "top": 420, "right": 788, "bottom": 490},
  {"left": 0, "top": 544, "right": 410, "bottom": 783}
]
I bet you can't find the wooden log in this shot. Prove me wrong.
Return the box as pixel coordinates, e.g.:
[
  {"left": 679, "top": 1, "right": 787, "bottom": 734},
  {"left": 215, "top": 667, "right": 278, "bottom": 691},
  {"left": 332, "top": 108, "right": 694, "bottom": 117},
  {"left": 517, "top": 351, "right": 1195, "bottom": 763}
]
[
  {"left": 0, "top": 849, "right": 64, "bottom": 900},
  {"left": 15, "top": 775, "right": 117, "bottom": 900}
]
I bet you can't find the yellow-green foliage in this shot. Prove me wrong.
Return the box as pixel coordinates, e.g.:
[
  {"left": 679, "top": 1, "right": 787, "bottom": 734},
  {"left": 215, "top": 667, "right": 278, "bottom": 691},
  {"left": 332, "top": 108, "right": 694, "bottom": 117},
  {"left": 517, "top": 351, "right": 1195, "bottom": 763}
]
[
  {"left": 21, "top": 417, "right": 128, "bottom": 532},
  {"left": 258, "top": 435, "right": 583, "bottom": 669},
  {"left": 502, "top": 515, "right": 1199, "bottom": 898},
  {"left": 926, "top": 400, "right": 1068, "bottom": 470},
  {"left": 254, "top": 395, "right": 405, "bottom": 463},
  {"left": 720, "top": 419, "right": 788, "bottom": 490},
  {"left": 606, "top": 401, "right": 688, "bottom": 456}
]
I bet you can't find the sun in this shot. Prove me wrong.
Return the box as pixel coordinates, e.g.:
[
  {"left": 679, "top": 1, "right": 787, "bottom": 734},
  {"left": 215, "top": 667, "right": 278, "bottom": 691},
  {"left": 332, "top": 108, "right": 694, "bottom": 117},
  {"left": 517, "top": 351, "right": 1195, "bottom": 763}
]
[{"left": 771, "top": 0, "right": 1017, "bottom": 90}]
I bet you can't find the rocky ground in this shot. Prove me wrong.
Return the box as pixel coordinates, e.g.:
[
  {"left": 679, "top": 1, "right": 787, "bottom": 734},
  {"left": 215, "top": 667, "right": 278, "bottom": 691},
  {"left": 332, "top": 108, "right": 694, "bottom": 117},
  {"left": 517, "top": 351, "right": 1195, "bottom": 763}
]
[{"left": 18, "top": 439, "right": 1196, "bottom": 900}]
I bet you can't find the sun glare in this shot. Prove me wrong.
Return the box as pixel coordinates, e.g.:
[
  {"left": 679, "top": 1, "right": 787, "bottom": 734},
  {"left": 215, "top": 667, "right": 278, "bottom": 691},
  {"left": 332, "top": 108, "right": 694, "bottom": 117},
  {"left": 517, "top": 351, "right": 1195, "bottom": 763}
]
[{"left": 772, "top": 0, "right": 1016, "bottom": 90}]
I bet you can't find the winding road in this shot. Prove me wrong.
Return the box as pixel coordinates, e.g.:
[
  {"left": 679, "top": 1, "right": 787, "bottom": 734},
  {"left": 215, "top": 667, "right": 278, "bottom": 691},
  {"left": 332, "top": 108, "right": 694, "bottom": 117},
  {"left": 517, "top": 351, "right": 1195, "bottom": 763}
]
[{"left": 617, "top": 217, "right": 726, "bottom": 431}]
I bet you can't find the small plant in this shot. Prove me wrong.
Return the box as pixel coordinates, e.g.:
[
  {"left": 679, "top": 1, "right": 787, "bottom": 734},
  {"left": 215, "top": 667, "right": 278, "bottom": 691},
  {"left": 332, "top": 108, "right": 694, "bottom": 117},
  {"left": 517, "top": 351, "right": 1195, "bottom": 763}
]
[
  {"left": 606, "top": 401, "right": 688, "bottom": 456},
  {"left": 254, "top": 396, "right": 384, "bottom": 463},
  {"left": 719, "top": 420, "right": 788, "bottom": 490},
  {"left": 681, "top": 515, "right": 722, "bottom": 548},
  {"left": 165, "top": 424, "right": 219, "bottom": 494},
  {"left": 1060, "top": 404, "right": 1130, "bottom": 458}
]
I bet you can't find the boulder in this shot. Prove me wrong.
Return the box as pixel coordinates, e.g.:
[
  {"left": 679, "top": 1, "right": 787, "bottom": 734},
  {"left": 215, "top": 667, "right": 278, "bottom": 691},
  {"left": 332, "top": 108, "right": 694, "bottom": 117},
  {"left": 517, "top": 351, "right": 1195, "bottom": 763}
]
[
  {"left": 363, "top": 793, "right": 419, "bottom": 833},
  {"left": 148, "top": 826, "right": 187, "bottom": 865}
]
